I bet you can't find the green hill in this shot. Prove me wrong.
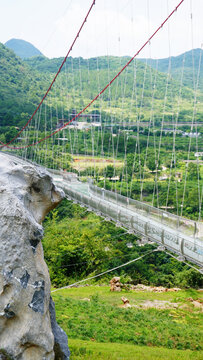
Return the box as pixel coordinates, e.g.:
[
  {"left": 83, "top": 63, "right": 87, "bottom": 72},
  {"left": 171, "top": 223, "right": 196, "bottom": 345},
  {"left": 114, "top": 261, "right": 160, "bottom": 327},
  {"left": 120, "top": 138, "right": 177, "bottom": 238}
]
[
  {"left": 5, "top": 38, "right": 43, "bottom": 59},
  {"left": 25, "top": 49, "right": 203, "bottom": 93},
  {"left": 139, "top": 48, "right": 203, "bottom": 91},
  {"left": 25, "top": 55, "right": 131, "bottom": 73},
  {"left": 24, "top": 53, "right": 202, "bottom": 125},
  {"left": 0, "top": 43, "right": 48, "bottom": 128},
  {"left": 0, "top": 42, "right": 202, "bottom": 132}
]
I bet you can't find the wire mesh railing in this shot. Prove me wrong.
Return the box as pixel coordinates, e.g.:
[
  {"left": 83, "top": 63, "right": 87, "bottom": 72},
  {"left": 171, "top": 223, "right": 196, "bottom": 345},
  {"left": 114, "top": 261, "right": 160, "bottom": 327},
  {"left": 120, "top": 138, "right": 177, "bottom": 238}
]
[
  {"left": 51, "top": 172, "right": 203, "bottom": 267},
  {"left": 89, "top": 183, "right": 203, "bottom": 240}
]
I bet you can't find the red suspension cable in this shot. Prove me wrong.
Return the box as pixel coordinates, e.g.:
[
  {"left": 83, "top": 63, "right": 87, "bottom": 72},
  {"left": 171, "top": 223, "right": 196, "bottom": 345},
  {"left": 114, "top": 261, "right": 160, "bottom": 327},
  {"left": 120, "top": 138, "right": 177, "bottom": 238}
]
[{"left": 1, "top": 0, "right": 185, "bottom": 150}]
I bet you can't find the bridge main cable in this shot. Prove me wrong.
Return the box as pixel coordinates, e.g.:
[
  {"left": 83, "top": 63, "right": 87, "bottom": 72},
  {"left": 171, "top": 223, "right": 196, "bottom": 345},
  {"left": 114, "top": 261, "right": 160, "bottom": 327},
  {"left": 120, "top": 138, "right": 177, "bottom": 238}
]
[{"left": 1, "top": 0, "right": 185, "bottom": 150}]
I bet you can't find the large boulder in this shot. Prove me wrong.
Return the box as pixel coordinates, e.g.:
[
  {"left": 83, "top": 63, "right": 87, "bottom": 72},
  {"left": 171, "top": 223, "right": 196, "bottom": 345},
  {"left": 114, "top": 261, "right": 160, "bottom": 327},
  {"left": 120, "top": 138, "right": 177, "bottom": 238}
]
[{"left": 0, "top": 153, "right": 70, "bottom": 359}]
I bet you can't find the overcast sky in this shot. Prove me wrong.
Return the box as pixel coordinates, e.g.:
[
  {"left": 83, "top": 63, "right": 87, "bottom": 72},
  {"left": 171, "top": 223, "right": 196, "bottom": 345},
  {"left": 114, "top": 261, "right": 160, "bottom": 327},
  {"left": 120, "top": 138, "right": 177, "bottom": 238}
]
[{"left": 0, "top": 0, "right": 202, "bottom": 59}]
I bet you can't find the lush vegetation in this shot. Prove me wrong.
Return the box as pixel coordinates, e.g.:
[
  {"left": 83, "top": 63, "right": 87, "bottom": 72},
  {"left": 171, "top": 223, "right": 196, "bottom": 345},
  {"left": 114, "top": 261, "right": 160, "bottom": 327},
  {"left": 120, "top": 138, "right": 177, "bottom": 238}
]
[
  {"left": 43, "top": 199, "right": 202, "bottom": 358},
  {"left": 25, "top": 48, "right": 203, "bottom": 92},
  {"left": 1, "top": 42, "right": 202, "bottom": 218},
  {"left": 69, "top": 339, "right": 203, "bottom": 360},
  {"left": 23, "top": 52, "right": 203, "bottom": 124},
  {"left": 43, "top": 199, "right": 203, "bottom": 288},
  {"left": 32, "top": 135, "right": 202, "bottom": 220},
  {"left": 52, "top": 286, "right": 203, "bottom": 356},
  {"left": 1, "top": 43, "right": 202, "bottom": 134},
  {"left": 1, "top": 40, "right": 203, "bottom": 358},
  {"left": 1, "top": 42, "right": 202, "bottom": 133},
  {"left": 140, "top": 48, "right": 203, "bottom": 92},
  {"left": 0, "top": 43, "right": 49, "bottom": 131}
]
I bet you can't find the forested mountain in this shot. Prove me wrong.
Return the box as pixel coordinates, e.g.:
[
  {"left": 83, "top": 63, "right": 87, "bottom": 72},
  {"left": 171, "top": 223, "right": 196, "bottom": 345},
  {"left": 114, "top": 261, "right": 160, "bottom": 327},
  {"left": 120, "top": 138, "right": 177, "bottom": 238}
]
[
  {"left": 24, "top": 52, "right": 202, "bottom": 125},
  {"left": 0, "top": 43, "right": 49, "bottom": 128},
  {"left": 139, "top": 48, "right": 203, "bottom": 91},
  {"left": 24, "top": 48, "right": 203, "bottom": 93},
  {"left": 5, "top": 38, "right": 43, "bottom": 59},
  {"left": 0, "top": 41, "right": 202, "bottom": 132},
  {"left": 25, "top": 55, "right": 131, "bottom": 73}
]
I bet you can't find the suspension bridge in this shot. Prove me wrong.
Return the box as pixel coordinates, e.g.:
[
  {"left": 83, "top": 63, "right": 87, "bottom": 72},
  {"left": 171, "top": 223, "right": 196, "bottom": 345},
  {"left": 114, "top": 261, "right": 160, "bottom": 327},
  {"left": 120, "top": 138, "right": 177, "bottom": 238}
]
[{"left": 0, "top": 0, "right": 203, "bottom": 269}]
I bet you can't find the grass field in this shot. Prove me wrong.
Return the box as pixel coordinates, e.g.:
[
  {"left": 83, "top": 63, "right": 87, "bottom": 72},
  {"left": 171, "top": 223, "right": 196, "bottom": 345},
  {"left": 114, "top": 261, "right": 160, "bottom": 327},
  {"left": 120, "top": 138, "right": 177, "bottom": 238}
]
[
  {"left": 52, "top": 285, "right": 203, "bottom": 359},
  {"left": 69, "top": 338, "right": 203, "bottom": 360}
]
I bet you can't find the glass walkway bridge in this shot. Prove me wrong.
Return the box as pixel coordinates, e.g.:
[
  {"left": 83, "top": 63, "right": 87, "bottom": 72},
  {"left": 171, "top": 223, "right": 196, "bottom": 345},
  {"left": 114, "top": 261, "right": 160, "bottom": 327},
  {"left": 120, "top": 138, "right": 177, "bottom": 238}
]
[{"left": 51, "top": 170, "right": 203, "bottom": 269}]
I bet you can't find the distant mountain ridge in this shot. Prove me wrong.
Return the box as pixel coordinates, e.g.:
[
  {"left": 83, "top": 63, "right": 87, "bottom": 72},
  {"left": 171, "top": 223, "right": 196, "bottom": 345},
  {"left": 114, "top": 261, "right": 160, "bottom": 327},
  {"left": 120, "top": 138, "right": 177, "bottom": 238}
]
[
  {"left": 4, "top": 38, "right": 43, "bottom": 59},
  {"left": 0, "top": 40, "right": 202, "bottom": 132},
  {"left": 140, "top": 48, "right": 203, "bottom": 71},
  {"left": 24, "top": 47, "right": 203, "bottom": 92},
  {"left": 139, "top": 48, "right": 203, "bottom": 91},
  {"left": 5, "top": 38, "right": 202, "bottom": 92}
]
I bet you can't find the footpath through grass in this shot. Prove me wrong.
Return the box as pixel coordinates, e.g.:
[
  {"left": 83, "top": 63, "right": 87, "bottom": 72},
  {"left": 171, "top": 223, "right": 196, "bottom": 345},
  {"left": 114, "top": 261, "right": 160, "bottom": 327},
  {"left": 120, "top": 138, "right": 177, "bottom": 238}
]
[{"left": 52, "top": 285, "right": 203, "bottom": 358}]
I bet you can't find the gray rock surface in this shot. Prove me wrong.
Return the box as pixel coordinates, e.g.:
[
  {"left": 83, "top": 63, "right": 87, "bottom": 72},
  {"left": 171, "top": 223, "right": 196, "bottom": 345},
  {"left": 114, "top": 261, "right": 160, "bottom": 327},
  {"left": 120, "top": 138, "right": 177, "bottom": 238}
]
[
  {"left": 0, "top": 153, "right": 69, "bottom": 359},
  {"left": 49, "top": 297, "right": 70, "bottom": 360}
]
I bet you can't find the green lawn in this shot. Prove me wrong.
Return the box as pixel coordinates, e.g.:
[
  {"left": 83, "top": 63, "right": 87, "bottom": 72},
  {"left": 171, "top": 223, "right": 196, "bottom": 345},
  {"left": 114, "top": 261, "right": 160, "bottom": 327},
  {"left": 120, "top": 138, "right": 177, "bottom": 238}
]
[
  {"left": 52, "top": 285, "right": 203, "bottom": 357},
  {"left": 69, "top": 338, "right": 203, "bottom": 360}
]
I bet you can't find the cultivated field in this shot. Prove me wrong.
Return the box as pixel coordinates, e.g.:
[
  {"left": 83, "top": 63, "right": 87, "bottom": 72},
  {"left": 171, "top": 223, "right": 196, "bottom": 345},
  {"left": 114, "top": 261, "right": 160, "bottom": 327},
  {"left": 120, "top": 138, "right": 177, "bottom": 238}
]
[{"left": 72, "top": 155, "right": 123, "bottom": 172}]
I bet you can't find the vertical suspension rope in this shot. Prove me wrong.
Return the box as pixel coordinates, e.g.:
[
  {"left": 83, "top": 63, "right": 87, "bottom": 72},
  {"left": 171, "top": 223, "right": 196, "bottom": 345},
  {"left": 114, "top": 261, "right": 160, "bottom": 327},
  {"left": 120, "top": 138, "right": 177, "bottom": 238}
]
[{"left": 180, "top": 0, "right": 201, "bottom": 218}]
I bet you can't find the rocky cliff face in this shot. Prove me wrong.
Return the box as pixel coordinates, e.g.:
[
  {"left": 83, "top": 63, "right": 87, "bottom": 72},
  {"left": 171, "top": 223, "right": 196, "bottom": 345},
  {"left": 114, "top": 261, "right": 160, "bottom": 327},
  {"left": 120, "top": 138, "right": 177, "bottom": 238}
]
[{"left": 0, "top": 153, "right": 70, "bottom": 359}]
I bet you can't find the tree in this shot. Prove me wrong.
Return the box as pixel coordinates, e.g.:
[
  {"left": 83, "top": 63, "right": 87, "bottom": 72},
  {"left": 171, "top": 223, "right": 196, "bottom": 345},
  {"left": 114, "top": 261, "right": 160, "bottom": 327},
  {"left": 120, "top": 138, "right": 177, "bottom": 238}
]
[
  {"left": 126, "top": 153, "right": 139, "bottom": 176},
  {"left": 0, "top": 133, "right": 6, "bottom": 144},
  {"left": 147, "top": 156, "right": 156, "bottom": 171},
  {"left": 187, "top": 163, "right": 201, "bottom": 180},
  {"left": 5, "top": 127, "right": 18, "bottom": 143},
  {"left": 105, "top": 165, "right": 114, "bottom": 179}
]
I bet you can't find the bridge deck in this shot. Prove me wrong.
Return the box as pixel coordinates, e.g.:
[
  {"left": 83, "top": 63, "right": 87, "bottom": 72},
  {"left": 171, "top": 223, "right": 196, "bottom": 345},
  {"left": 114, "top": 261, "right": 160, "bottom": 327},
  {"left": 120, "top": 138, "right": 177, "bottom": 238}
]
[{"left": 52, "top": 172, "right": 203, "bottom": 268}]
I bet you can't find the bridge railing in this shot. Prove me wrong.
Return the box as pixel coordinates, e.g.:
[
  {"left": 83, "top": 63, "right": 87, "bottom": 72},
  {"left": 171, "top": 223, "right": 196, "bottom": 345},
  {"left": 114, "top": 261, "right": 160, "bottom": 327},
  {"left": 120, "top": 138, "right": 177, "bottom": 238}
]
[
  {"left": 89, "top": 183, "right": 203, "bottom": 240},
  {"left": 60, "top": 182, "right": 203, "bottom": 267},
  {"left": 48, "top": 171, "right": 202, "bottom": 241}
]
